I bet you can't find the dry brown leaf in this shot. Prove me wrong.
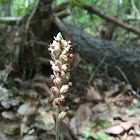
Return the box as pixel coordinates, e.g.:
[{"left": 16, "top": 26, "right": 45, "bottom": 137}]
[
  {"left": 35, "top": 110, "right": 55, "bottom": 131},
  {"left": 70, "top": 117, "right": 77, "bottom": 135},
  {"left": 102, "top": 124, "right": 124, "bottom": 134},
  {"left": 102, "top": 119, "right": 139, "bottom": 135},
  {"left": 126, "top": 135, "right": 140, "bottom": 140},
  {"left": 120, "top": 120, "right": 138, "bottom": 130},
  {"left": 134, "top": 124, "right": 140, "bottom": 135},
  {"left": 75, "top": 104, "right": 92, "bottom": 132},
  {"left": 86, "top": 86, "right": 102, "bottom": 101}
]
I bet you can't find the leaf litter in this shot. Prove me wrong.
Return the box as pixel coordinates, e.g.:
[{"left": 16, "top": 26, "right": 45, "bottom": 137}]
[{"left": 0, "top": 60, "right": 140, "bottom": 140}]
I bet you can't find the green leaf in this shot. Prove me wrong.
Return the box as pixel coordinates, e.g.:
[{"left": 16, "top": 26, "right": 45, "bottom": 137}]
[
  {"left": 96, "top": 120, "right": 112, "bottom": 129},
  {"left": 89, "top": 132, "right": 99, "bottom": 139},
  {"left": 78, "top": 132, "right": 88, "bottom": 138},
  {"left": 96, "top": 131, "right": 108, "bottom": 140},
  {"left": 129, "top": 102, "right": 140, "bottom": 110}
]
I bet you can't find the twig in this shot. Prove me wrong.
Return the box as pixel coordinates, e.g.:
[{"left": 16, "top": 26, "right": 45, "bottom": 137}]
[
  {"left": 105, "top": 64, "right": 130, "bottom": 84},
  {"left": 104, "top": 64, "right": 140, "bottom": 98},
  {"left": 88, "top": 55, "right": 107, "bottom": 85},
  {"left": 0, "top": 17, "right": 21, "bottom": 23},
  {"left": 52, "top": 1, "right": 70, "bottom": 13},
  {"left": 54, "top": 8, "right": 71, "bottom": 19},
  {"left": 83, "top": 5, "right": 140, "bottom": 36},
  {"left": 25, "top": 0, "right": 39, "bottom": 43},
  {"left": 26, "top": 40, "right": 48, "bottom": 46},
  {"left": 25, "top": 0, "right": 39, "bottom": 31},
  {"left": 115, "top": 66, "right": 130, "bottom": 84}
]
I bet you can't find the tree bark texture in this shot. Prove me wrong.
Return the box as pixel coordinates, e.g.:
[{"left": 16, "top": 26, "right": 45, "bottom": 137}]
[{"left": 65, "top": 24, "right": 140, "bottom": 88}]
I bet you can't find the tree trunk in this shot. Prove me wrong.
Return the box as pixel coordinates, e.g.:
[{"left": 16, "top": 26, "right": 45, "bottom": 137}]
[{"left": 65, "top": 24, "right": 140, "bottom": 88}]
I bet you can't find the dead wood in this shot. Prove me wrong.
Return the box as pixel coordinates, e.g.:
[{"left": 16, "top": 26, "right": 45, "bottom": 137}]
[
  {"left": 83, "top": 5, "right": 140, "bottom": 36},
  {"left": 0, "top": 17, "right": 21, "bottom": 24},
  {"left": 65, "top": 24, "right": 140, "bottom": 88}
]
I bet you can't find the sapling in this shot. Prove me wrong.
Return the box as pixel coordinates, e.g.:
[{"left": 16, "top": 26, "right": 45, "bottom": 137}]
[{"left": 48, "top": 33, "right": 73, "bottom": 140}]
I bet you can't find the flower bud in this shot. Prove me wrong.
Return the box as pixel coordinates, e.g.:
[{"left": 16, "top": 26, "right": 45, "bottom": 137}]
[
  {"left": 60, "top": 85, "right": 69, "bottom": 94},
  {"left": 61, "top": 71, "right": 70, "bottom": 83},
  {"left": 52, "top": 40, "right": 62, "bottom": 53},
  {"left": 53, "top": 77, "right": 62, "bottom": 87},
  {"left": 64, "top": 106, "right": 69, "bottom": 111},
  {"left": 50, "top": 74, "right": 55, "bottom": 80},
  {"left": 62, "top": 64, "right": 69, "bottom": 72},
  {"left": 68, "top": 82, "right": 72, "bottom": 86},
  {"left": 52, "top": 65, "right": 60, "bottom": 73},
  {"left": 55, "top": 60, "right": 62, "bottom": 68},
  {"left": 58, "top": 111, "right": 66, "bottom": 120},
  {"left": 48, "top": 98, "right": 54, "bottom": 103},
  {"left": 53, "top": 98, "right": 60, "bottom": 107},
  {"left": 58, "top": 95, "right": 65, "bottom": 102},
  {"left": 59, "top": 54, "right": 68, "bottom": 63},
  {"left": 62, "top": 46, "right": 71, "bottom": 55},
  {"left": 67, "top": 40, "right": 71, "bottom": 44},
  {"left": 54, "top": 32, "right": 63, "bottom": 41},
  {"left": 51, "top": 49, "right": 60, "bottom": 60},
  {"left": 50, "top": 87, "right": 59, "bottom": 97},
  {"left": 50, "top": 60, "right": 54, "bottom": 65},
  {"left": 69, "top": 54, "right": 73, "bottom": 58}
]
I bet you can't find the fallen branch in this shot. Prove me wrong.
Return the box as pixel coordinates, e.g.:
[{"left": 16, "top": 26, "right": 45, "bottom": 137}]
[
  {"left": 54, "top": 8, "right": 71, "bottom": 19},
  {"left": 83, "top": 5, "right": 140, "bottom": 36},
  {"left": 52, "top": 1, "right": 70, "bottom": 13},
  {"left": 0, "top": 17, "right": 21, "bottom": 23}
]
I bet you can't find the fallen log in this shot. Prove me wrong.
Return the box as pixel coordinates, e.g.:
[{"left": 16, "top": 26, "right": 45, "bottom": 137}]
[{"left": 65, "top": 24, "right": 140, "bottom": 88}]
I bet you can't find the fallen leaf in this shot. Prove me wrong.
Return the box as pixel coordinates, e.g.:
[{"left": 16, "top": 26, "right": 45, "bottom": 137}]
[
  {"left": 35, "top": 111, "right": 55, "bottom": 130},
  {"left": 70, "top": 117, "right": 77, "bottom": 135},
  {"left": 86, "top": 86, "right": 102, "bottom": 101},
  {"left": 2, "top": 111, "right": 17, "bottom": 120},
  {"left": 75, "top": 104, "right": 92, "bottom": 132},
  {"left": 23, "top": 135, "right": 37, "bottom": 140},
  {"left": 102, "top": 124, "right": 124, "bottom": 134},
  {"left": 120, "top": 120, "right": 138, "bottom": 130}
]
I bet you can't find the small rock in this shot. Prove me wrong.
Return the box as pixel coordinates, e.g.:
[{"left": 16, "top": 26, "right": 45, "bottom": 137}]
[
  {"left": 17, "top": 102, "right": 31, "bottom": 115},
  {"left": 2, "top": 111, "right": 17, "bottom": 120},
  {"left": 23, "top": 135, "right": 37, "bottom": 140},
  {"left": 28, "top": 129, "right": 35, "bottom": 134},
  {"left": 1, "top": 122, "right": 19, "bottom": 135},
  {"left": 35, "top": 111, "right": 55, "bottom": 130},
  {"left": 11, "top": 97, "right": 21, "bottom": 106},
  {"left": 0, "top": 86, "right": 9, "bottom": 102},
  {"left": 1, "top": 100, "right": 11, "bottom": 109}
]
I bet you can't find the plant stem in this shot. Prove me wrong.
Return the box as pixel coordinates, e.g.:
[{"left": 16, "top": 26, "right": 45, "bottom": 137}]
[{"left": 56, "top": 104, "right": 60, "bottom": 140}]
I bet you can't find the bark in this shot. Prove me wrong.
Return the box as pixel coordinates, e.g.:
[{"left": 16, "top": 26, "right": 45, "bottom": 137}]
[{"left": 65, "top": 24, "right": 140, "bottom": 88}]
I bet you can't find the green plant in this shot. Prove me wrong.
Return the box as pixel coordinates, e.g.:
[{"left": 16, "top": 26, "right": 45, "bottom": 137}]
[
  {"left": 129, "top": 102, "right": 140, "bottom": 110},
  {"left": 79, "top": 118, "right": 111, "bottom": 140},
  {"left": 48, "top": 33, "right": 73, "bottom": 140}
]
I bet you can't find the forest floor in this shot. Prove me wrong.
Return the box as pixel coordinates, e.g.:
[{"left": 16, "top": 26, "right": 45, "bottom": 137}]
[{"left": 0, "top": 56, "right": 140, "bottom": 140}]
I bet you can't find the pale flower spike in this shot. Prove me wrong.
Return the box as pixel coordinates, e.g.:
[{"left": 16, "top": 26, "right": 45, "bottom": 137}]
[{"left": 48, "top": 32, "right": 73, "bottom": 140}]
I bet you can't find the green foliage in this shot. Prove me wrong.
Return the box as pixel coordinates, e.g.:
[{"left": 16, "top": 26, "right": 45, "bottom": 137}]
[
  {"left": 129, "top": 102, "right": 140, "bottom": 110},
  {"left": 79, "top": 118, "right": 111, "bottom": 140},
  {"left": 79, "top": 128, "right": 108, "bottom": 140},
  {"left": 90, "top": 118, "right": 112, "bottom": 129},
  {"left": 90, "top": 131, "right": 108, "bottom": 140},
  {"left": 0, "top": 0, "right": 35, "bottom": 17},
  {"left": 11, "top": 0, "right": 35, "bottom": 16}
]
